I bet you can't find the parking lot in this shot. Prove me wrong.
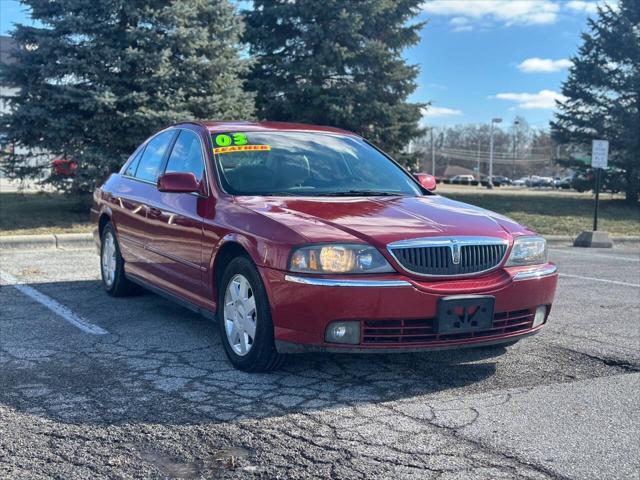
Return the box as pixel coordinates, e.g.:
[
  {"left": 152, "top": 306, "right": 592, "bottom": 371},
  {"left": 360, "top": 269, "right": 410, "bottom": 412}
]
[{"left": 1, "top": 244, "right": 639, "bottom": 479}]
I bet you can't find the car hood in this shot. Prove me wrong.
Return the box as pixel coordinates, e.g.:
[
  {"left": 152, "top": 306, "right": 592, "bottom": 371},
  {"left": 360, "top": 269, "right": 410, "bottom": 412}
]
[{"left": 234, "top": 195, "right": 532, "bottom": 248}]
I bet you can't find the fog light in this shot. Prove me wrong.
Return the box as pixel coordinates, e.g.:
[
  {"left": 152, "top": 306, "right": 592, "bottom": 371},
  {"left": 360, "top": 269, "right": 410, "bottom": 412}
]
[
  {"left": 325, "top": 321, "right": 360, "bottom": 344},
  {"left": 533, "top": 305, "right": 547, "bottom": 328}
]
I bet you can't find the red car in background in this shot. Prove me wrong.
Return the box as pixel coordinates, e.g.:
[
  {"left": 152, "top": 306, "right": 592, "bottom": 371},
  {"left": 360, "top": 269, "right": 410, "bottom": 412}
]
[
  {"left": 91, "top": 121, "right": 558, "bottom": 372},
  {"left": 52, "top": 157, "right": 77, "bottom": 177}
]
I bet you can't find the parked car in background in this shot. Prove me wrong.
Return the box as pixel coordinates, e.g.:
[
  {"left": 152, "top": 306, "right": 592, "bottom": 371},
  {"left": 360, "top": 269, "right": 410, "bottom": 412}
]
[
  {"left": 450, "top": 174, "right": 475, "bottom": 185},
  {"left": 492, "top": 176, "right": 512, "bottom": 186},
  {"left": 555, "top": 177, "right": 573, "bottom": 190},
  {"left": 91, "top": 121, "right": 558, "bottom": 372},
  {"left": 52, "top": 157, "right": 77, "bottom": 177},
  {"left": 523, "top": 176, "right": 554, "bottom": 188},
  {"left": 536, "top": 177, "right": 555, "bottom": 188},
  {"left": 512, "top": 177, "right": 529, "bottom": 187}
]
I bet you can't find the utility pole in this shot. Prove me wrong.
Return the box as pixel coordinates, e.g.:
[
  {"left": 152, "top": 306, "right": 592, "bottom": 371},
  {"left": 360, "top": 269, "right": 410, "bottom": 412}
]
[
  {"left": 488, "top": 118, "right": 502, "bottom": 189},
  {"left": 512, "top": 119, "right": 519, "bottom": 179},
  {"left": 476, "top": 138, "right": 481, "bottom": 185},
  {"left": 555, "top": 144, "right": 561, "bottom": 182},
  {"left": 430, "top": 128, "right": 435, "bottom": 176}
]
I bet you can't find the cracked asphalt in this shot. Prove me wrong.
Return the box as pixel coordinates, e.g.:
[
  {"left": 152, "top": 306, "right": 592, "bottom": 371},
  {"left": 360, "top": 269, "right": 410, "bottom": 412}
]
[{"left": 0, "top": 244, "right": 638, "bottom": 479}]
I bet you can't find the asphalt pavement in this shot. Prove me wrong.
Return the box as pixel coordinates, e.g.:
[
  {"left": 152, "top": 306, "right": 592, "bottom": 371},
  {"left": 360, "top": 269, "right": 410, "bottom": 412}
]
[{"left": 0, "top": 244, "right": 638, "bottom": 479}]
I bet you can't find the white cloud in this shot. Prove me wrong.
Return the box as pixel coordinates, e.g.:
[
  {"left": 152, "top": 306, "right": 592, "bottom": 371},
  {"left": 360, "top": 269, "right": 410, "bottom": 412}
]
[
  {"left": 449, "top": 17, "right": 474, "bottom": 32},
  {"left": 565, "top": 1, "right": 599, "bottom": 14},
  {"left": 565, "top": 1, "right": 619, "bottom": 14},
  {"left": 494, "top": 90, "right": 568, "bottom": 109},
  {"left": 422, "top": 1, "right": 560, "bottom": 26},
  {"left": 517, "top": 57, "right": 573, "bottom": 73},
  {"left": 421, "top": 106, "right": 463, "bottom": 118}
]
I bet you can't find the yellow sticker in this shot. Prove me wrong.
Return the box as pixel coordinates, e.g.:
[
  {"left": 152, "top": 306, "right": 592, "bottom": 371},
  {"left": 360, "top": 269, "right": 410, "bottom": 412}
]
[{"left": 213, "top": 145, "right": 271, "bottom": 154}]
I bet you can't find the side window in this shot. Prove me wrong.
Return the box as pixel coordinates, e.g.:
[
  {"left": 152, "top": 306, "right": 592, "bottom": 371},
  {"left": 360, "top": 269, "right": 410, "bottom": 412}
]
[
  {"left": 124, "top": 147, "right": 143, "bottom": 177},
  {"left": 164, "top": 130, "right": 205, "bottom": 182},
  {"left": 135, "top": 130, "right": 176, "bottom": 182}
]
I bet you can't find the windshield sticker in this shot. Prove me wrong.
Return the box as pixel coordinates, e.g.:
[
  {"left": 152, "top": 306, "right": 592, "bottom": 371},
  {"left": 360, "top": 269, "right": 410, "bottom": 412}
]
[
  {"left": 214, "top": 133, "right": 248, "bottom": 147},
  {"left": 213, "top": 145, "right": 271, "bottom": 154}
]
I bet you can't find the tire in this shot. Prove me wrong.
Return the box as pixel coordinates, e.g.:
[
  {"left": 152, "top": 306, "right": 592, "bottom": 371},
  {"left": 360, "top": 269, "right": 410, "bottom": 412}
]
[
  {"left": 100, "top": 222, "right": 138, "bottom": 297},
  {"left": 217, "top": 256, "right": 285, "bottom": 372}
]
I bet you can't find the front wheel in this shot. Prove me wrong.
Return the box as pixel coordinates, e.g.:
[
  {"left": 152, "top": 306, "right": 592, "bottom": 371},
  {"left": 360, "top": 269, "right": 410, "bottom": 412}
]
[{"left": 217, "top": 256, "right": 285, "bottom": 372}]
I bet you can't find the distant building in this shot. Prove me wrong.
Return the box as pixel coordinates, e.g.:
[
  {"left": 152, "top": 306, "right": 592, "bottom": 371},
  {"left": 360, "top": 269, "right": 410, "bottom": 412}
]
[
  {"left": 1, "top": 35, "right": 50, "bottom": 186},
  {"left": 0, "top": 35, "right": 18, "bottom": 115}
]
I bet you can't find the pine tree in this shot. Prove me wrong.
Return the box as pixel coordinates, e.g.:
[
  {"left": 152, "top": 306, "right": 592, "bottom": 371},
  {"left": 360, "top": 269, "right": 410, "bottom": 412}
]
[
  {"left": 244, "top": 0, "right": 425, "bottom": 168},
  {"left": 551, "top": 0, "right": 640, "bottom": 202},
  {"left": 0, "top": 0, "right": 254, "bottom": 193}
]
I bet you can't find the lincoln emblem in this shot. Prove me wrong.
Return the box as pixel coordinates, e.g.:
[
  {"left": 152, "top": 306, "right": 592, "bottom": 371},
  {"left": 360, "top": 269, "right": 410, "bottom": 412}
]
[{"left": 451, "top": 241, "right": 461, "bottom": 265}]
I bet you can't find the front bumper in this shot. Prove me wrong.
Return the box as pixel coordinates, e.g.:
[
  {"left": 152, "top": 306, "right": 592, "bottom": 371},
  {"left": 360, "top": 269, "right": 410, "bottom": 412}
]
[{"left": 260, "top": 264, "right": 558, "bottom": 353}]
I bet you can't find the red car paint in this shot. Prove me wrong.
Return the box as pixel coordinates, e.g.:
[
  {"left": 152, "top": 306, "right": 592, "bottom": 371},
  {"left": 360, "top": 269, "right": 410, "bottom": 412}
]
[
  {"left": 52, "top": 157, "right": 77, "bottom": 177},
  {"left": 91, "top": 121, "right": 558, "bottom": 352}
]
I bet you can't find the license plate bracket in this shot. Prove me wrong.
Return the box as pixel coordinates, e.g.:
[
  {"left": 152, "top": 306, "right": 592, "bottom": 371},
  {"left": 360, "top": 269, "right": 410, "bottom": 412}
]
[{"left": 436, "top": 295, "right": 495, "bottom": 334}]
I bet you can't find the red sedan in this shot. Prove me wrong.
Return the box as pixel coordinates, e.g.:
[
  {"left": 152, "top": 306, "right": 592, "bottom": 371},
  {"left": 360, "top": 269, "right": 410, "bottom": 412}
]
[{"left": 91, "top": 121, "right": 558, "bottom": 372}]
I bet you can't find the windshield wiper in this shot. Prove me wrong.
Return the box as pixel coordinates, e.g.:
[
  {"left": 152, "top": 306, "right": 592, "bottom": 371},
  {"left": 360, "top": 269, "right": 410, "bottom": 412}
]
[{"left": 316, "top": 190, "right": 403, "bottom": 197}]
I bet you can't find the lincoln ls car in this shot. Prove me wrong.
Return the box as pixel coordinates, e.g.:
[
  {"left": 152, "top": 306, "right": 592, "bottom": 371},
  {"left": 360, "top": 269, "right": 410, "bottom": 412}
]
[{"left": 91, "top": 121, "right": 558, "bottom": 372}]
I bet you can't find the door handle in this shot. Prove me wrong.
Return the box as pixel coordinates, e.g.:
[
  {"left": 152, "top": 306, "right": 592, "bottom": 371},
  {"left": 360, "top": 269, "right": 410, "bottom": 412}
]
[{"left": 131, "top": 204, "right": 147, "bottom": 215}]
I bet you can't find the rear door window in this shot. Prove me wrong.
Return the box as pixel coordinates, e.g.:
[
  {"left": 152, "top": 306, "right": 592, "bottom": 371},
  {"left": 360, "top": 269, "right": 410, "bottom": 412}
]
[
  {"left": 164, "top": 130, "right": 205, "bottom": 182},
  {"left": 135, "top": 130, "right": 176, "bottom": 182},
  {"left": 124, "top": 147, "right": 144, "bottom": 177}
]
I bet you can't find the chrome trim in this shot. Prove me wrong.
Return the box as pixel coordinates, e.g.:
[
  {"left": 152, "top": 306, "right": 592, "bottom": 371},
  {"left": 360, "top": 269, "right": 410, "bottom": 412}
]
[
  {"left": 513, "top": 264, "right": 558, "bottom": 281},
  {"left": 284, "top": 275, "right": 411, "bottom": 288},
  {"left": 387, "top": 236, "right": 509, "bottom": 278},
  {"left": 388, "top": 236, "right": 509, "bottom": 249}
]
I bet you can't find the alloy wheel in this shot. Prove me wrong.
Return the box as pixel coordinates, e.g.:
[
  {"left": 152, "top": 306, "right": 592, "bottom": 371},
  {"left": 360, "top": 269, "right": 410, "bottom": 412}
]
[
  {"left": 101, "top": 231, "right": 117, "bottom": 288},
  {"left": 223, "top": 274, "right": 257, "bottom": 356}
]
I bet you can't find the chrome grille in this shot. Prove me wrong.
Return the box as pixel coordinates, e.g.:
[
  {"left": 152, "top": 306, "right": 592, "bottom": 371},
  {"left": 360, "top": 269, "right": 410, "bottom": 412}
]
[{"left": 388, "top": 237, "right": 508, "bottom": 277}]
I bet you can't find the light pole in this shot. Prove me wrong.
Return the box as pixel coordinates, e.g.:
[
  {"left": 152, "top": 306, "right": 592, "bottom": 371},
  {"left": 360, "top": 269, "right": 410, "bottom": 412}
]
[
  {"left": 476, "top": 138, "right": 481, "bottom": 185},
  {"left": 488, "top": 117, "right": 502, "bottom": 189},
  {"left": 512, "top": 119, "right": 519, "bottom": 179},
  {"left": 430, "top": 128, "right": 435, "bottom": 176},
  {"left": 422, "top": 127, "right": 436, "bottom": 175}
]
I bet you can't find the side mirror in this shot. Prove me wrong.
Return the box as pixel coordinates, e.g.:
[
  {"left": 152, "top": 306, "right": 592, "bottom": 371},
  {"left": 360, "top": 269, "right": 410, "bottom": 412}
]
[
  {"left": 414, "top": 173, "right": 437, "bottom": 191},
  {"left": 157, "top": 172, "right": 201, "bottom": 193}
]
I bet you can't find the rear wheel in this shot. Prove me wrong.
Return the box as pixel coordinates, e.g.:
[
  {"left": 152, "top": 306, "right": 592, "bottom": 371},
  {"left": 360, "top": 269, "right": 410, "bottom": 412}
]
[
  {"left": 100, "top": 223, "right": 138, "bottom": 297},
  {"left": 217, "top": 256, "right": 285, "bottom": 372}
]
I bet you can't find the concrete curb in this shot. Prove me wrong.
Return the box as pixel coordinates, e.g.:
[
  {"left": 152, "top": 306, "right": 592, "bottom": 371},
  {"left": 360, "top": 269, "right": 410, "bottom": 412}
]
[
  {"left": 544, "top": 235, "right": 640, "bottom": 245},
  {"left": 0, "top": 233, "right": 94, "bottom": 251},
  {"left": 1, "top": 232, "right": 638, "bottom": 251}
]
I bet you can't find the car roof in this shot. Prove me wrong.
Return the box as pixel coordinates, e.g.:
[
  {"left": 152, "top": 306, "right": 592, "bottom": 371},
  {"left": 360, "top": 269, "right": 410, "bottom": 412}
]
[{"left": 176, "top": 120, "right": 358, "bottom": 136}]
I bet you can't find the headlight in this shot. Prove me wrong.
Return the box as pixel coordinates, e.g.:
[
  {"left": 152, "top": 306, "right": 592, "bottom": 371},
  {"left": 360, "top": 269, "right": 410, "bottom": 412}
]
[
  {"left": 505, "top": 236, "right": 547, "bottom": 266},
  {"left": 289, "top": 244, "right": 394, "bottom": 274}
]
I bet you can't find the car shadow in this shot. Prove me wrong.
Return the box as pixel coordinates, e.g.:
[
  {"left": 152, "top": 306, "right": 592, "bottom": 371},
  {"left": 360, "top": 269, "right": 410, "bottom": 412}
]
[{"left": 1, "top": 279, "right": 509, "bottom": 426}]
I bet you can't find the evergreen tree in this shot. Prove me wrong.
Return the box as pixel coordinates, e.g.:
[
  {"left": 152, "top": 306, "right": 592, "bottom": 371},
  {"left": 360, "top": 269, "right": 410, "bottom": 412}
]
[
  {"left": 244, "top": 0, "right": 425, "bottom": 168},
  {"left": 0, "top": 0, "right": 254, "bottom": 193},
  {"left": 551, "top": 0, "right": 639, "bottom": 202}
]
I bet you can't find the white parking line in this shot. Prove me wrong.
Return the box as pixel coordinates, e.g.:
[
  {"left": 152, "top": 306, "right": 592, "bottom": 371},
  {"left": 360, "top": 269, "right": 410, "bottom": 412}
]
[
  {"left": 560, "top": 273, "right": 640, "bottom": 288},
  {"left": 0, "top": 270, "right": 109, "bottom": 335},
  {"left": 550, "top": 248, "right": 640, "bottom": 262}
]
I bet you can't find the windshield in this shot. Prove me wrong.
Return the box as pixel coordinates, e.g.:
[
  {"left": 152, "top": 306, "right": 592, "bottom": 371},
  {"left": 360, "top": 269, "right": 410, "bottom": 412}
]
[{"left": 212, "top": 131, "right": 422, "bottom": 197}]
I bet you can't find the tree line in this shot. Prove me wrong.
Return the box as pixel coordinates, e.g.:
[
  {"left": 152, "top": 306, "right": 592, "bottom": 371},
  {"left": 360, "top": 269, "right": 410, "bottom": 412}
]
[
  {"left": 0, "top": 0, "right": 637, "bottom": 201},
  {"left": 412, "top": 117, "right": 556, "bottom": 179},
  {"left": 0, "top": 0, "right": 423, "bottom": 194}
]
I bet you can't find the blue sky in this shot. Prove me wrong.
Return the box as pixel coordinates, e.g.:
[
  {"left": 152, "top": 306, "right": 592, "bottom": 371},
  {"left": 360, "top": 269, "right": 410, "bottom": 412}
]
[
  {"left": 411, "top": 0, "right": 615, "bottom": 129},
  {"left": 0, "top": 0, "right": 612, "bottom": 130}
]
